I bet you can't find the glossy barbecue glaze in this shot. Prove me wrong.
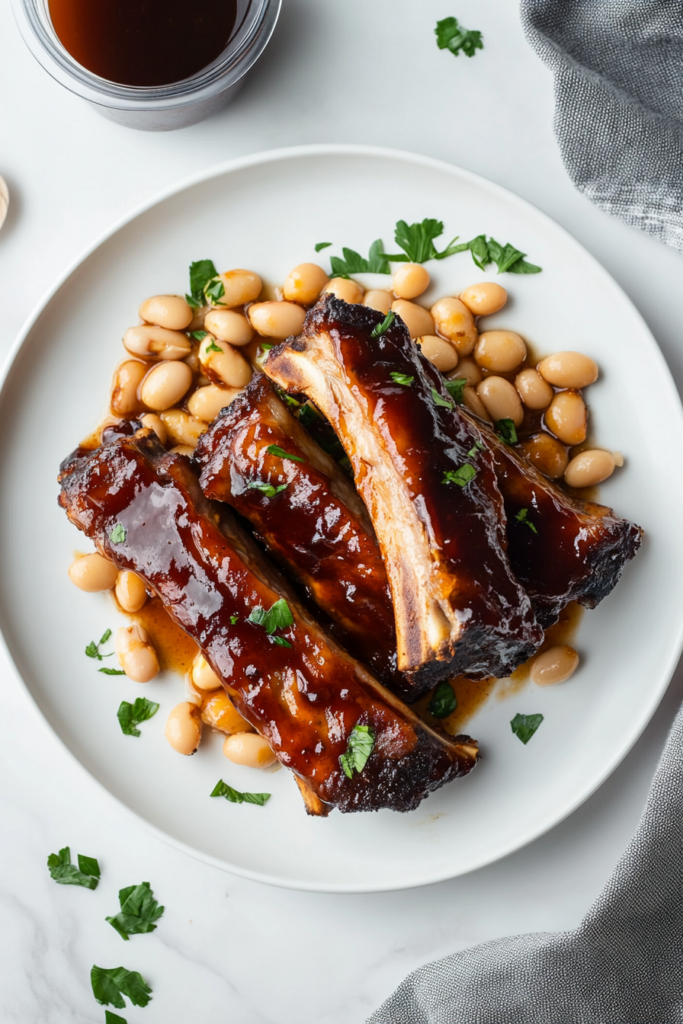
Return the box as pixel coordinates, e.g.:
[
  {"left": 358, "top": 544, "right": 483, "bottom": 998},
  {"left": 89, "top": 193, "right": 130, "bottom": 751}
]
[
  {"left": 58, "top": 431, "right": 478, "bottom": 814},
  {"left": 472, "top": 418, "right": 643, "bottom": 627},
  {"left": 265, "top": 295, "right": 543, "bottom": 684},
  {"left": 194, "top": 375, "right": 410, "bottom": 694}
]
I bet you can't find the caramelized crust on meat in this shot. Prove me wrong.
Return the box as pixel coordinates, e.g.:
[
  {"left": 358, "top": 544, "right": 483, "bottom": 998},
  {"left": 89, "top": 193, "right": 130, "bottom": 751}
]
[
  {"left": 194, "top": 375, "right": 410, "bottom": 694},
  {"left": 265, "top": 295, "right": 543, "bottom": 684},
  {"left": 58, "top": 431, "right": 478, "bottom": 814},
  {"left": 470, "top": 417, "right": 643, "bottom": 626}
]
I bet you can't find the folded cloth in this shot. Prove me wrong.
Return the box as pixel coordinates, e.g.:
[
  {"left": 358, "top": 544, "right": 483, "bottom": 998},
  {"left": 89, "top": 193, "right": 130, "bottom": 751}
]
[
  {"left": 520, "top": 0, "right": 683, "bottom": 252},
  {"left": 367, "top": 703, "right": 683, "bottom": 1024}
]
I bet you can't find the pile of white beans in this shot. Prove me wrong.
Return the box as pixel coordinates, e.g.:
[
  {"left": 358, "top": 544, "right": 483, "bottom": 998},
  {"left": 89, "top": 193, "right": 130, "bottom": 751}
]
[
  {"left": 106, "top": 258, "right": 620, "bottom": 491},
  {"left": 67, "top": 555, "right": 275, "bottom": 768},
  {"left": 69, "top": 256, "right": 623, "bottom": 746}
]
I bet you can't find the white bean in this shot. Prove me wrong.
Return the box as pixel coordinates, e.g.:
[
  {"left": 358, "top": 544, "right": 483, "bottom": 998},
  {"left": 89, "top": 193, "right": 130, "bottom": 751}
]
[
  {"left": 115, "top": 625, "right": 159, "bottom": 683},
  {"left": 138, "top": 295, "right": 193, "bottom": 330},
  {"left": 203, "top": 310, "right": 254, "bottom": 347},
  {"left": 68, "top": 553, "right": 118, "bottom": 592},
  {"left": 418, "top": 335, "right": 458, "bottom": 372},
  {"left": 476, "top": 376, "right": 524, "bottom": 426},
  {"left": 140, "top": 361, "right": 193, "bottom": 411},
  {"left": 198, "top": 336, "right": 252, "bottom": 388},
  {"left": 115, "top": 570, "right": 147, "bottom": 613},
  {"left": 165, "top": 702, "right": 202, "bottom": 754},
  {"left": 187, "top": 384, "right": 240, "bottom": 422},
  {"left": 223, "top": 732, "right": 277, "bottom": 768},
  {"left": 564, "top": 449, "right": 616, "bottom": 488},
  {"left": 248, "top": 301, "right": 306, "bottom": 339},
  {"left": 392, "top": 299, "right": 434, "bottom": 339},
  {"left": 430, "top": 297, "right": 478, "bottom": 354},
  {"left": 123, "top": 325, "right": 191, "bottom": 361}
]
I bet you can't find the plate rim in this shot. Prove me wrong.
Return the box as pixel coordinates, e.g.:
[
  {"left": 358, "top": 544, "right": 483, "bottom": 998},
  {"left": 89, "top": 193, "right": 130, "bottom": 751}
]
[{"left": 2, "top": 143, "right": 682, "bottom": 893}]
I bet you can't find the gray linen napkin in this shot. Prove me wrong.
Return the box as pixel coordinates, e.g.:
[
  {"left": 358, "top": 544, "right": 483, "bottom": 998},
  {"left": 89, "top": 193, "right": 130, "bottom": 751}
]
[
  {"left": 520, "top": 0, "right": 683, "bottom": 252},
  {"left": 368, "top": 704, "right": 683, "bottom": 1024}
]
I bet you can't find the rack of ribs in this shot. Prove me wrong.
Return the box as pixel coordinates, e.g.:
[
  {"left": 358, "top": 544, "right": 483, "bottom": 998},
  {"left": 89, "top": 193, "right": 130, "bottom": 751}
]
[
  {"left": 265, "top": 295, "right": 544, "bottom": 685},
  {"left": 58, "top": 430, "right": 479, "bottom": 815},
  {"left": 193, "top": 373, "right": 422, "bottom": 697}
]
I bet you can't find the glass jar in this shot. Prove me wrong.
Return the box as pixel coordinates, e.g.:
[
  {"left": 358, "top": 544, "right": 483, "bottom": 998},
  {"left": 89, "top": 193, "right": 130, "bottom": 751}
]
[{"left": 11, "top": 0, "right": 281, "bottom": 131}]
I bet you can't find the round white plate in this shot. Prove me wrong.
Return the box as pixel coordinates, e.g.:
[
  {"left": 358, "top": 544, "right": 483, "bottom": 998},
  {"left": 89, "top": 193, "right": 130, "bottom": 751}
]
[{"left": 1, "top": 146, "right": 682, "bottom": 893}]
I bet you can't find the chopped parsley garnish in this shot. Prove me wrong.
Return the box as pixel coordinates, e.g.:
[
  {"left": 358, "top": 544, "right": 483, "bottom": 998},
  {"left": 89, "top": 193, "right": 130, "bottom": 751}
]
[
  {"left": 467, "top": 440, "right": 486, "bottom": 458},
  {"left": 188, "top": 330, "right": 207, "bottom": 341},
  {"left": 105, "top": 1012, "right": 127, "bottom": 1024},
  {"left": 449, "top": 235, "right": 542, "bottom": 274},
  {"left": 204, "top": 277, "right": 226, "bottom": 306},
  {"left": 431, "top": 387, "right": 454, "bottom": 410},
  {"left": 443, "top": 464, "right": 477, "bottom": 487},
  {"left": 371, "top": 310, "right": 396, "bottom": 338},
  {"left": 211, "top": 780, "right": 271, "bottom": 805},
  {"left": 325, "top": 219, "right": 542, "bottom": 276},
  {"left": 117, "top": 697, "right": 159, "bottom": 738},
  {"left": 259, "top": 341, "right": 275, "bottom": 351},
  {"left": 340, "top": 724, "right": 375, "bottom": 779},
  {"left": 85, "top": 628, "right": 114, "bottom": 662},
  {"left": 444, "top": 377, "right": 467, "bottom": 403},
  {"left": 510, "top": 713, "right": 544, "bottom": 744},
  {"left": 47, "top": 847, "right": 100, "bottom": 889},
  {"left": 384, "top": 218, "right": 462, "bottom": 264},
  {"left": 186, "top": 259, "right": 218, "bottom": 308},
  {"left": 109, "top": 524, "right": 127, "bottom": 544},
  {"left": 270, "top": 635, "right": 293, "bottom": 648},
  {"left": 266, "top": 443, "right": 305, "bottom": 463},
  {"left": 297, "top": 403, "right": 320, "bottom": 429},
  {"left": 315, "top": 242, "right": 332, "bottom": 252},
  {"left": 496, "top": 418, "right": 518, "bottom": 445},
  {"left": 428, "top": 681, "right": 457, "bottom": 719},
  {"left": 247, "top": 481, "right": 289, "bottom": 498},
  {"left": 435, "top": 16, "right": 484, "bottom": 58},
  {"left": 106, "top": 882, "right": 164, "bottom": 941},
  {"left": 204, "top": 338, "right": 223, "bottom": 353},
  {"left": 91, "top": 965, "right": 152, "bottom": 1009},
  {"left": 515, "top": 508, "right": 538, "bottom": 534},
  {"left": 330, "top": 238, "right": 390, "bottom": 276},
  {"left": 230, "top": 615, "right": 239, "bottom": 624},
  {"left": 99, "top": 667, "right": 126, "bottom": 675},
  {"left": 248, "top": 598, "right": 294, "bottom": 637},
  {"left": 390, "top": 372, "right": 414, "bottom": 387}
]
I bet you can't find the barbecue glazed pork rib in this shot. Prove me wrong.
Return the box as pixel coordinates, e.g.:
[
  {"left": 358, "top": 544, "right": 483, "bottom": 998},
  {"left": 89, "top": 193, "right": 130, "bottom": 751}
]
[
  {"left": 58, "top": 430, "right": 478, "bottom": 815},
  {"left": 194, "top": 374, "right": 409, "bottom": 694},
  {"left": 265, "top": 295, "right": 543, "bottom": 685},
  {"left": 472, "top": 418, "right": 643, "bottom": 627}
]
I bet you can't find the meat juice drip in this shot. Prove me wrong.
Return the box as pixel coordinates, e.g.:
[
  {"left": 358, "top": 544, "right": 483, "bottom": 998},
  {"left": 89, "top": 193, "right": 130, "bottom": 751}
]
[{"left": 48, "top": 0, "right": 239, "bottom": 87}]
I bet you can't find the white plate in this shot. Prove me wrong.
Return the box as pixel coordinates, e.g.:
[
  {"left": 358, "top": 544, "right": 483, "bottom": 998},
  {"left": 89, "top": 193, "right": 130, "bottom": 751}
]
[{"left": 1, "top": 146, "right": 682, "bottom": 893}]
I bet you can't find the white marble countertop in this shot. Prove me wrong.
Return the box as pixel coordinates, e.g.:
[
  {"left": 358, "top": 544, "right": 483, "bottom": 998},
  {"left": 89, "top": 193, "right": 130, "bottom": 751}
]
[{"left": 1, "top": 1, "right": 682, "bottom": 1021}]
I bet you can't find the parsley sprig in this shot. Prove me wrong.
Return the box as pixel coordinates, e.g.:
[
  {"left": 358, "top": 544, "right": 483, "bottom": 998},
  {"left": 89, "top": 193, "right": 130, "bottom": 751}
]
[
  {"left": 330, "top": 239, "right": 390, "bottom": 276},
  {"left": 443, "top": 464, "right": 477, "bottom": 487},
  {"left": 390, "top": 372, "right": 414, "bottom": 387},
  {"left": 435, "top": 16, "right": 483, "bottom": 59},
  {"left": 427, "top": 681, "right": 457, "bottom": 719},
  {"left": 510, "top": 713, "right": 544, "bottom": 744},
  {"left": 323, "top": 218, "right": 541, "bottom": 276},
  {"left": 444, "top": 377, "right": 467, "bottom": 403},
  {"left": 91, "top": 965, "right": 152, "bottom": 1009},
  {"left": 266, "top": 443, "right": 305, "bottom": 464},
  {"left": 185, "top": 259, "right": 218, "bottom": 309},
  {"left": 515, "top": 508, "right": 538, "bottom": 534},
  {"left": 106, "top": 882, "right": 165, "bottom": 941},
  {"left": 340, "top": 724, "right": 375, "bottom": 779},
  {"left": 496, "top": 418, "right": 519, "bottom": 445},
  {"left": 211, "top": 780, "right": 271, "bottom": 805},
  {"left": 117, "top": 697, "right": 159, "bottom": 737},
  {"left": 371, "top": 310, "right": 395, "bottom": 338},
  {"left": 247, "top": 481, "right": 289, "bottom": 498},
  {"left": 248, "top": 598, "right": 294, "bottom": 647},
  {"left": 47, "top": 846, "right": 101, "bottom": 890},
  {"left": 86, "top": 628, "right": 114, "bottom": 662}
]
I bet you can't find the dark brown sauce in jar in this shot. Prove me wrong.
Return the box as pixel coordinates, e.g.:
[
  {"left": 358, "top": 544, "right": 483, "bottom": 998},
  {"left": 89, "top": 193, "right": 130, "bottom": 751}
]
[{"left": 48, "top": 0, "right": 239, "bottom": 87}]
